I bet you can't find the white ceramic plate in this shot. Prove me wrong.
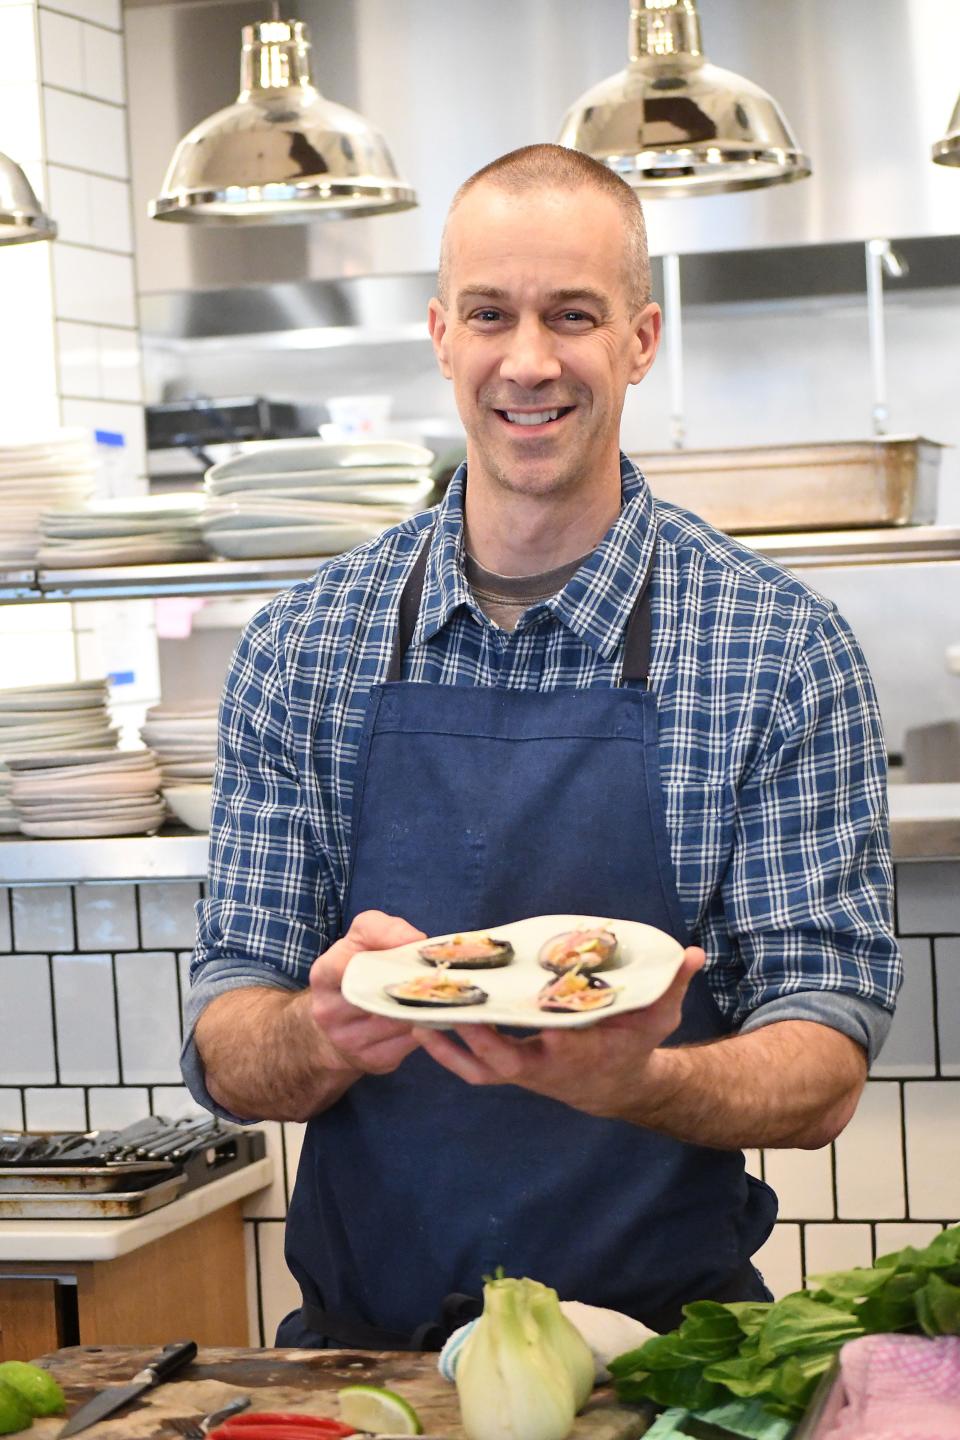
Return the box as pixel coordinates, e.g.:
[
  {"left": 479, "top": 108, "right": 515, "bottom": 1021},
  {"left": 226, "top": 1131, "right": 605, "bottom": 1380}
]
[
  {"left": 205, "top": 440, "right": 434, "bottom": 482},
  {"left": 36, "top": 539, "right": 208, "bottom": 568},
  {"left": 205, "top": 467, "right": 432, "bottom": 497},
  {"left": 6, "top": 751, "right": 157, "bottom": 775},
  {"left": 19, "top": 812, "right": 165, "bottom": 838},
  {"left": 0, "top": 689, "right": 106, "bottom": 713},
  {"left": 206, "top": 522, "right": 390, "bottom": 560},
  {"left": 342, "top": 914, "right": 685, "bottom": 1030}
]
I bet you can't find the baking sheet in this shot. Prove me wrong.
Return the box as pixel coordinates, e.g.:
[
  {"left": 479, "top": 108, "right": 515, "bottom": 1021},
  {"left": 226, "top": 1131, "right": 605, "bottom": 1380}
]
[
  {"left": 0, "top": 1162, "right": 175, "bottom": 1193},
  {"left": 343, "top": 914, "right": 685, "bottom": 1030},
  {"left": 0, "top": 1172, "right": 186, "bottom": 1217}
]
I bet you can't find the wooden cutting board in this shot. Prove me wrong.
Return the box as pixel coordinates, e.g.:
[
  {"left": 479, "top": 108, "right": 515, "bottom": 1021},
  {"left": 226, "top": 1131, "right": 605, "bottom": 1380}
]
[{"left": 29, "top": 1345, "right": 655, "bottom": 1439}]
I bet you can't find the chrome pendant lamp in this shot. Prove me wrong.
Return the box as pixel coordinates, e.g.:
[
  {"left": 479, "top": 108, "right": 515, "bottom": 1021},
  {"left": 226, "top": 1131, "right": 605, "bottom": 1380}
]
[
  {"left": 149, "top": 16, "right": 416, "bottom": 224},
  {"left": 558, "top": 0, "right": 811, "bottom": 197},
  {"left": 932, "top": 93, "right": 960, "bottom": 166},
  {"left": 0, "top": 150, "right": 57, "bottom": 245}
]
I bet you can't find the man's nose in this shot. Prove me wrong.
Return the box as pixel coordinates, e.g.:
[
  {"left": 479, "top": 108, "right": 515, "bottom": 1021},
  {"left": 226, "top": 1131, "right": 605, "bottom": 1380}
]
[{"left": 499, "top": 318, "right": 562, "bottom": 389}]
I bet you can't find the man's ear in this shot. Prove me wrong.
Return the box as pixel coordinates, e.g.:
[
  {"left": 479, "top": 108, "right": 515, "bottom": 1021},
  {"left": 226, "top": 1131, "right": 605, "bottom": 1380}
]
[
  {"left": 428, "top": 298, "right": 452, "bottom": 379},
  {"left": 628, "top": 302, "right": 662, "bottom": 386}
]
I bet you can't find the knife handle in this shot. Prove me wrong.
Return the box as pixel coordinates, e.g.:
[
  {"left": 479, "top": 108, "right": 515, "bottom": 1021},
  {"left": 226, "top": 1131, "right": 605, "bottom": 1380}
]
[{"left": 147, "top": 1340, "right": 198, "bottom": 1384}]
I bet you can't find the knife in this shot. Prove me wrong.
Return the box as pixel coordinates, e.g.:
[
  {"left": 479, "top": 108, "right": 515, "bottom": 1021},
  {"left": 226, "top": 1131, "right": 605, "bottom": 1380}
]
[{"left": 58, "top": 1339, "right": 198, "bottom": 1437}]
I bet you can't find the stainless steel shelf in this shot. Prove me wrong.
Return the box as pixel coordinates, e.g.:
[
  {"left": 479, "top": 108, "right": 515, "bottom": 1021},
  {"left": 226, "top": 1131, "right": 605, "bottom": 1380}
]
[
  {"left": 0, "top": 832, "right": 209, "bottom": 884},
  {"left": 1, "top": 527, "right": 959, "bottom": 606}
]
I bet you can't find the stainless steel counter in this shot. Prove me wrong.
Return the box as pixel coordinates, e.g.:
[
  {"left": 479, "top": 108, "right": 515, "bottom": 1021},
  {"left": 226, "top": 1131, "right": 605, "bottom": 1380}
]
[{"left": 1, "top": 785, "right": 958, "bottom": 886}]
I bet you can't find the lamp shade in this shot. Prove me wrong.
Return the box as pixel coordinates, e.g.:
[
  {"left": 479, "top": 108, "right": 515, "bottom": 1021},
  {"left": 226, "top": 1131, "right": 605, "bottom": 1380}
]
[
  {"left": 149, "top": 18, "right": 417, "bottom": 224},
  {"left": 932, "top": 93, "right": 960, "bottom": 166},
  {"left": 0, "top": 150, "right": 57, "bottom": 245},
  {"left": 559, "top": 0, "right": 811, "bottom": 198}
]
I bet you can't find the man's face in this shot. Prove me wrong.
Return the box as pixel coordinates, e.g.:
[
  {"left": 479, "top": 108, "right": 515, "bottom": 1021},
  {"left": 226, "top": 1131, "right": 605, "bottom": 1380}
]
[{"left": 428, "top": 183, "right": 660, "bottom": 502}]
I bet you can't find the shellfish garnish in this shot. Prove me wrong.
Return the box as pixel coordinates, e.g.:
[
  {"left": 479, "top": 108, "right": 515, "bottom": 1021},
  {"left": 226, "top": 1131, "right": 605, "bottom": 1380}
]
[
  {"left": 385, "top": 964, "right": 488, "bottom": 1008},
  {"left": 419, "top": 932, "right": 514, "bottom": 969},
  {"left": 538, "top": 967, "right": 617, "bottom": 1014},
  {"left": 538, "top": 926, "right": 618, "bottom": 974}
]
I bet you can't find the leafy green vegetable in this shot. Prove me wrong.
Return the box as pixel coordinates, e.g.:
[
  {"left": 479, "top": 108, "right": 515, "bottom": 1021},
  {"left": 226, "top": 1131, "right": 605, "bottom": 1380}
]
[{"left": 610, "top": 1222, "right": 960, "bottom": 1423}]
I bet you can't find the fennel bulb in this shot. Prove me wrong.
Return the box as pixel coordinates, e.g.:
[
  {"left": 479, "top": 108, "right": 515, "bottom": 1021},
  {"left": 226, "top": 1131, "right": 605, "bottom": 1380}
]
[{"left": 456, "top": 1276, "right": 592, "bottom": 1440}]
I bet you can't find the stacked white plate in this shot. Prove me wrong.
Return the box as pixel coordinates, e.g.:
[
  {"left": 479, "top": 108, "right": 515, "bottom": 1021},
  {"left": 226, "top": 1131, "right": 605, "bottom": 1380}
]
[
  {"left": 7, "top": 750, "right": 165, "bottom": 838},
  {"left": 140, "top": 700, "right": 217, "bottom": 782},
  {"left": 202, "top": 439, "right": 435, "bottom": 560},
  {"left": 0, "top": 680, "right": 118, "bottom": 832},
  {"left": 0, "top": 429, "right": 97, "bottom": 567},
  {"left": 36, "top": 494, "right": 208, "bottom": 569}
]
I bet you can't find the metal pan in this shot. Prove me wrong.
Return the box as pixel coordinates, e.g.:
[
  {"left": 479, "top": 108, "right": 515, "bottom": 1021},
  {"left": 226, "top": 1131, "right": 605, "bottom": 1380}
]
[
  {"left": 0, "top": 1161, "right": 176, "bottom": 1193},
  {"left": 0, "top": 1172, "right": 186, "bottom": 1218},
  {"left": 634, "top": 436, "right": 943, "bottom": 534}
]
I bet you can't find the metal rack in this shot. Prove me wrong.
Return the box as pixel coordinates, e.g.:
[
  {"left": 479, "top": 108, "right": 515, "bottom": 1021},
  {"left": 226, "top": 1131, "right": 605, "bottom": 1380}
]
[{"left": 3, "top": 527, "right": 960, "bottom": 605}]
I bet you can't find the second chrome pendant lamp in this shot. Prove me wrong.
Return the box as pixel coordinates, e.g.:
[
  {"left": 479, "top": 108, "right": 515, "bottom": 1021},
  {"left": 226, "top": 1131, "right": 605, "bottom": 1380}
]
[
  {"left": 558, "top": 0, "right": 811, "bottom": 197},
  {"left": 150, "top": 15, "right": 416, "bottom": 224}
]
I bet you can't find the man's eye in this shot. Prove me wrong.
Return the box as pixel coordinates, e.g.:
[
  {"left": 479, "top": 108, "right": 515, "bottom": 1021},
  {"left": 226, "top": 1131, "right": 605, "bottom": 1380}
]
[
  {"left": 558, "top": 311, "right": 592, "bottom": 324},
  {"left": 472, "top": 309, "right": 503, "bottom": 323}
]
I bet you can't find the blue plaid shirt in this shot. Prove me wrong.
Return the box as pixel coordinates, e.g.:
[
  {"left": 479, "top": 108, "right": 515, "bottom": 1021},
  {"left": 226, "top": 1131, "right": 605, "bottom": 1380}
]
[{"left": 184, "top": 456, "right": 900, "bottom": 1101}]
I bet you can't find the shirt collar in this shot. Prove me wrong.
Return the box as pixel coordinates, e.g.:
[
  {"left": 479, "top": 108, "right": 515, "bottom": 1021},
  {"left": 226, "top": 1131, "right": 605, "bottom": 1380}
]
[{"left": 415, "top": 455, "right": 658, "bottom": 662}]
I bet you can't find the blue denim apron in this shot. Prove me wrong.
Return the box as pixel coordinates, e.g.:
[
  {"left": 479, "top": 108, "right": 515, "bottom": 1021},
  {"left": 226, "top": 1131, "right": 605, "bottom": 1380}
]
[{"left": 278, "top": 535, "right": 775, "bottom": 1349}]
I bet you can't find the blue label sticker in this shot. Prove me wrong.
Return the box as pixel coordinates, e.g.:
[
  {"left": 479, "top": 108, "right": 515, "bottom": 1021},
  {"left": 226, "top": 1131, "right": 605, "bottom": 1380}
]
[
  {"left": 107, "top": 671, "right": 135, "bottom": 686},
  {"left": 95, "top": 430, "right": 126, "bottom": 448}
]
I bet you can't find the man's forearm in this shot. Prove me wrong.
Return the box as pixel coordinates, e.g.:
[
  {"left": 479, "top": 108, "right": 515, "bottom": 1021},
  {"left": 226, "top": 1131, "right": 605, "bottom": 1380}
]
[
  {"left": 194, "top": 987, "right": 359, "bottom": 1122},
  {"left": 625, "top": 1020, "right": 867, "bottom": 1150}
]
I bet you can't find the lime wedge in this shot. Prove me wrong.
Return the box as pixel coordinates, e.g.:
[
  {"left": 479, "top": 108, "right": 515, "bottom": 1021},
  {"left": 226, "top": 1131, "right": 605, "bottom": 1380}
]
[{"left": 338, "top": 1384, "right": 423, "bottom": 1435}]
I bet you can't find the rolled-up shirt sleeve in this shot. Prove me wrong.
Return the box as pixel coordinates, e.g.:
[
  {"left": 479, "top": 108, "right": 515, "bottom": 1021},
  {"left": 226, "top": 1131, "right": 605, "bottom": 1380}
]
[
  {"left": 723, "top": 606, "right": 902, "bottom": 1035},
  {"left": 181, "top": 597, "right": 334, "bottom": 1115}
]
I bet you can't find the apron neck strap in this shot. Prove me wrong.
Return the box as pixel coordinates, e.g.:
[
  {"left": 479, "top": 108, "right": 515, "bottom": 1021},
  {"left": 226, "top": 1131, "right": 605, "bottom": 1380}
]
[{"left": 386, "top": 528, "right": 655, "bottom": 685}]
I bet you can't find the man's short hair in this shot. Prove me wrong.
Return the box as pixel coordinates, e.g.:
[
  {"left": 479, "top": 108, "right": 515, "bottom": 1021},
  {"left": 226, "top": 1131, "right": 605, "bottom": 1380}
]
[{"left": 437, "top": 143, "right": 651, "bottom": 311}]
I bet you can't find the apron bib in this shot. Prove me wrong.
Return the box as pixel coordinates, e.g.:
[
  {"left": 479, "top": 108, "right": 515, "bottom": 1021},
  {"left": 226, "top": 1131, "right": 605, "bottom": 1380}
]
[{"left": 279, "top": 535, "right": 776, "bottom": 1348}]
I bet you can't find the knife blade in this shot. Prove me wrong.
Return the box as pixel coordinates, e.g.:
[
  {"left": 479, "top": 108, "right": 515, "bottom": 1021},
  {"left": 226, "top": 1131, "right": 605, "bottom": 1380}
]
[{"left": 58, "top": 1339, "right": 197, "bottom": 1437}]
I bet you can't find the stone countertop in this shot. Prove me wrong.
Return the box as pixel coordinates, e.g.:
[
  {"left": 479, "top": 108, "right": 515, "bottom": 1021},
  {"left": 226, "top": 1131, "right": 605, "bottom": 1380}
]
[{"left": 0, "top": 1156, "right": 273, "bottom": 1261}]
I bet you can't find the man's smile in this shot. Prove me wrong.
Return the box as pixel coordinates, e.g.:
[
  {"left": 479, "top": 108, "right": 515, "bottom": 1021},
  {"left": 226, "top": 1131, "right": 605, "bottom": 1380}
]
[{"left": 493, "top": 405, "right": 576, "bottom": 436}]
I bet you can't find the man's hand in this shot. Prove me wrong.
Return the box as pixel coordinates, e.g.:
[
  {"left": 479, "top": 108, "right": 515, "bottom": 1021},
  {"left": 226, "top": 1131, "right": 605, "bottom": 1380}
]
[
  {"left": 194, "top": 909, "right": 425, "bottom": 1122},
  {"left": 414, "top": 948, "right": 704, "bottom": 1117},
  {"left": 307, "top": 909, "right": 427, "bottom": 1076},
  {"left": 414, "top": 945, "right": 868, "bottom": 1150}
]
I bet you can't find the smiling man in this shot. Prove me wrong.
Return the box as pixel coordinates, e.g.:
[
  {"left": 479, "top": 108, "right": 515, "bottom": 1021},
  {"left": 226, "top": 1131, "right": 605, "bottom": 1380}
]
[{"left": 183, "top": 145, "right": 901, "bottom": 1350}]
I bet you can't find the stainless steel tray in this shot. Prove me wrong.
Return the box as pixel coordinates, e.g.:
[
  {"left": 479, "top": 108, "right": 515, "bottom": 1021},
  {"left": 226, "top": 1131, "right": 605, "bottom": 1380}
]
[
  {"left": 0, "top": 1162, "right": 175, "bottom": 1193},
  {"left": 634, "top": 436, "right": 943, "bottom": 534},
  {"left": 0, "top": 1172, "right": 186, "bottom": 1218}
]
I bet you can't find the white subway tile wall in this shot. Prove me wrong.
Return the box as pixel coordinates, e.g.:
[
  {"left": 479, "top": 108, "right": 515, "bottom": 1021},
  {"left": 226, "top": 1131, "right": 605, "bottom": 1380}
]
[
  {"left": 0, "top": 867, "right": 955, "bottom": 1343},
  {"left": 936, "top": 938, "right": 960, "bottom": 1077},
  {"left": 115, "top": 950, "right": 183, "bottom": 1083},
  {"left": 834, "top": 1081, "right": 905, "bottom": 1220},
  {"left": 74, "top": 883, "right": 138, "bottom": 950},
  {"left": 52, "top": 952, "right": 120, "bottom": 1083}
]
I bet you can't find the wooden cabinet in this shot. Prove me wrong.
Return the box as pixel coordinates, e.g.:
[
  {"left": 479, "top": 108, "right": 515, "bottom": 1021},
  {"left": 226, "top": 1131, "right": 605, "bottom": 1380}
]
[{"left": 0, "top": 1203, "right": 249, "bottom": 1362}]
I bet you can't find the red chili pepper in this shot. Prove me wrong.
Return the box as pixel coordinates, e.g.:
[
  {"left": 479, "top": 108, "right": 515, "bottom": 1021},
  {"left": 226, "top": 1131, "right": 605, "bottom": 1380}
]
[
  {"left": 221, "top": 1418, "right": 355, "bottom": 1431},
  {"left": 208, "top": 1429, "right": 350, "bottom": 1440}
]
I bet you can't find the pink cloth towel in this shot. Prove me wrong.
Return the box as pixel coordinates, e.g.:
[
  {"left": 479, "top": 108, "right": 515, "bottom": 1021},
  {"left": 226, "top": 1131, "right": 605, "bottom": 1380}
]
[{"left": 823, "top": 1334, "right": 960, "bottom": 1440}]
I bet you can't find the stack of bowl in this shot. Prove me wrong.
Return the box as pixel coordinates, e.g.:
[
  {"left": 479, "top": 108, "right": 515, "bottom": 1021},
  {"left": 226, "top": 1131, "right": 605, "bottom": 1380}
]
[
  {"left": 8, "top": 751, "right": 164, "bottom": 838},
  {"left": 0, "top": 681, "right": 118, "bottom": 832},
  {"left": 140, "top": 701, "right": 218, "bottom": 832}
]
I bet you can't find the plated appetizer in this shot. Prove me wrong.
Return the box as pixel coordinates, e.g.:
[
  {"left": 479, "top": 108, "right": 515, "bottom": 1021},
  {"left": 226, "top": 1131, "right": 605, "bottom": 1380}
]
[
  {"left": 538, "top": 969, "right": 617, "bottom": 1013},
  {"left": 538, "top": 926, "right": 618, "bottom": 974},
  {"left": 384, "top": 971, "right": 488, "bottom": 1008},
  {"left": 419, "top": 933, "right": 514, "bottom": 968}
]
